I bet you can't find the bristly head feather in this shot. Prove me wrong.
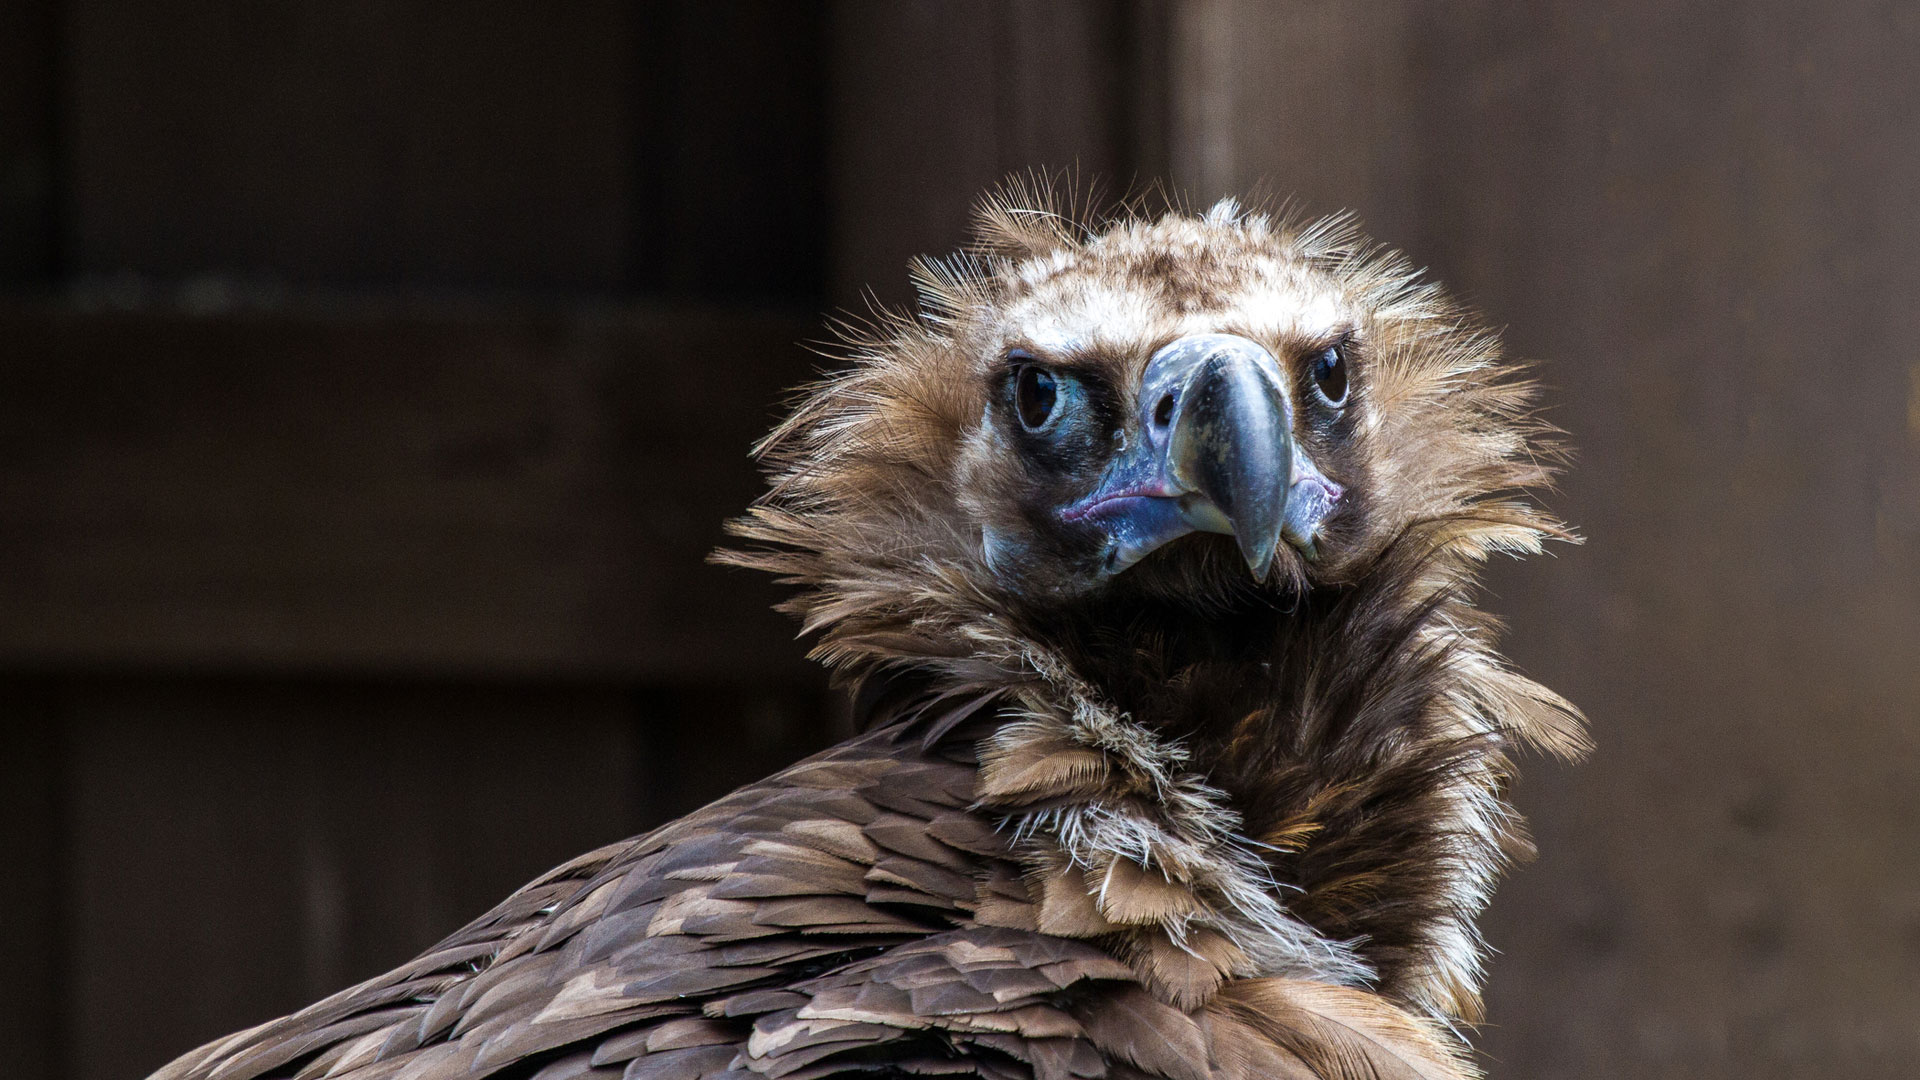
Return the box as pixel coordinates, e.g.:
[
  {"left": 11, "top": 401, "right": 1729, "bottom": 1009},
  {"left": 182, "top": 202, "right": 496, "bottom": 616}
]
[{"left": 719, "top": 176, "right": 1574, "bottom": 686}]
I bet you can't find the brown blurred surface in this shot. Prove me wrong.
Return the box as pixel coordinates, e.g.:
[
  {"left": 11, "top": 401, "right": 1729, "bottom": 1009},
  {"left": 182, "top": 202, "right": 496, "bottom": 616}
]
[
  {"left": 0, "top": 304, "right": 814, "bottom": 679},
  {"left": 1165, "top": 5, "right": 1920, "bottom": 1074},
  {"left": 2, "top": 3, "right": 1915, "bottom": 1079}
]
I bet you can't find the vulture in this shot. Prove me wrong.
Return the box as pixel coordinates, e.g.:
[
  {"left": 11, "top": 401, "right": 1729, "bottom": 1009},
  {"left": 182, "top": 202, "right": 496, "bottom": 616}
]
[{"left": 152, "top": 187, "right": 1588, "bottom": 1080}]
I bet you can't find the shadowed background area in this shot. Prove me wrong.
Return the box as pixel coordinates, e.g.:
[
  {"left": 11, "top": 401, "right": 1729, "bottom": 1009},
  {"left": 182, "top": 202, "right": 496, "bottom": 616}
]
[{"left": 2, "top": 3, "right": 1915, "bottom": 1078}]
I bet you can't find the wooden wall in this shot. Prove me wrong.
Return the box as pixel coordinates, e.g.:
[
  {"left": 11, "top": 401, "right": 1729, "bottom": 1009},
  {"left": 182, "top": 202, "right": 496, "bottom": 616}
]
[
  {"left": 1154, "top": 5, "right": 1920, "bottom": 1076},
  {"left": 3, "top": 4, "right": 1914, "bottom": 1079},
  {"left": 834, "top": 8, "right": 1920, "bottom": 1076}
]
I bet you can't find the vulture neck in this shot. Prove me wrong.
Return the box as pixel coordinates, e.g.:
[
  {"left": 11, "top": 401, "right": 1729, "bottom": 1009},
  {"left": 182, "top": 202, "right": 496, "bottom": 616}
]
[{"left": 848, "top": 541, "right": 1578, "bottom": 1023}]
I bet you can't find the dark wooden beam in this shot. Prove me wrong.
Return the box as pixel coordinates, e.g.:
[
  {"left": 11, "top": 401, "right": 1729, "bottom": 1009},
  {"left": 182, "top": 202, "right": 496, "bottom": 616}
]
[
  {"left": 0, "top": 681, "right": 64, "bottom": 1080},
  {"left": 827, "top": 0, "right": 1159, "bottom": 307},
  {"left": 0, "top": 0, "right": 58, "bottom": 287},
  {"left": 630, "top": 1, "right": 829, "bottom": 303},
  {"left": 0, "top": 303, "right": 826, "bottom": 682},
  {"left": 64, "top": 0, "right": 633, "bottom": 292}
]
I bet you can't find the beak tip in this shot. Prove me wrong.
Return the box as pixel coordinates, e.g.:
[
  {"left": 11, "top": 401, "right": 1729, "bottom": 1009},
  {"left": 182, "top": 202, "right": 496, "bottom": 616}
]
[{"left": 1237, "top": 533, "right": 1282, "bottom": 581}]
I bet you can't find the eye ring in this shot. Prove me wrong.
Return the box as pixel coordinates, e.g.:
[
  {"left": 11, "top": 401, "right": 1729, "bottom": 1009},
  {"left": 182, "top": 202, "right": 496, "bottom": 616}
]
[
  {"left": 1309, "top": 343, "right": 1349, "bottom": 408},
  {"left": 1014, "top": 365, "right": 1060, "bottom": 431}
]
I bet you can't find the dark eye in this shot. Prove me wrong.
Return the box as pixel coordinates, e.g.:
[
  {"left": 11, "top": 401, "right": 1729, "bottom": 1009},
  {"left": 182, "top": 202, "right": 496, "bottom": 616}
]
[
  {"left": 1015, "top": 366, "right": 1059, "bottom": 430},
  {"left": 1310, "top": 344, "right": 1349, "bottom": 407}
]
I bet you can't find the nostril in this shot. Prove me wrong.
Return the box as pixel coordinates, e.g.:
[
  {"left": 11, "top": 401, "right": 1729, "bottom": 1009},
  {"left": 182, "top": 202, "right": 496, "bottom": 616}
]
[{"left": 1153, "top": 392, "right": 1176, "bottom": 428}]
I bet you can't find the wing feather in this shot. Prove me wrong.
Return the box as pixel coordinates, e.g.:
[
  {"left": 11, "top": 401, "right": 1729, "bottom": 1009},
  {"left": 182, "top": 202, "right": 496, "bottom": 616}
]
[{"left": 148, "top": 695, "right": 1478, "bottom": 1080}]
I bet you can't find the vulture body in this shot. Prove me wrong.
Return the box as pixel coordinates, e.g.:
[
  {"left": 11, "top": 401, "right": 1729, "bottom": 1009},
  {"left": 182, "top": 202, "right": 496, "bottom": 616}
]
[{"left": 152, "top": 189, "right": 1586, "bottom": 1080}]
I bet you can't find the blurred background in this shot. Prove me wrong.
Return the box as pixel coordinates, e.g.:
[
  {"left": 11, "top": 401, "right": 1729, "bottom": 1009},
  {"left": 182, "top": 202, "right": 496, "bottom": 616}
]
[{"left": 2, "top": 2, "right": 1915, "bottom": 1078}]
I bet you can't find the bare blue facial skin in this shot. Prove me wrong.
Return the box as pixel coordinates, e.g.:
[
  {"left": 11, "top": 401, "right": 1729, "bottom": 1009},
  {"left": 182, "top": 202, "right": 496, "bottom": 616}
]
[{"left": 1062, "top": 334, "right": 1343, "bottom": 580}]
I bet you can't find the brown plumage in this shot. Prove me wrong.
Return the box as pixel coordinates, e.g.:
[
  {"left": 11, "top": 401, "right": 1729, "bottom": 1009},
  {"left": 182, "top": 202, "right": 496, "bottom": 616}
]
[{"left": 150, "top": 183, "right": 1586, "bottom": 1080}]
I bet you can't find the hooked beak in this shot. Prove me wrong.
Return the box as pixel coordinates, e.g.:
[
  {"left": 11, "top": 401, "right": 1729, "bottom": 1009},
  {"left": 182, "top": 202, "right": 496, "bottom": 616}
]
[{"left": 1063, "top": 333, "right": 1343, "bottom": 579}]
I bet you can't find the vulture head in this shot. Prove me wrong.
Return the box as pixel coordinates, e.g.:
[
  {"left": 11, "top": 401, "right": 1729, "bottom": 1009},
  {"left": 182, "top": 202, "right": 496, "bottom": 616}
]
[{"left": 730, "top": 187, "right": 1578, "bottom": 735}]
